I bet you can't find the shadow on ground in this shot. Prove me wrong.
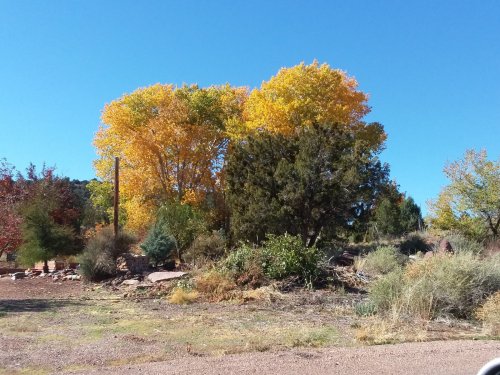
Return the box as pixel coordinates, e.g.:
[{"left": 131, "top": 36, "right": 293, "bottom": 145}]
[{"left": 0, "top": 299, "right": 83, "bottom": 314}]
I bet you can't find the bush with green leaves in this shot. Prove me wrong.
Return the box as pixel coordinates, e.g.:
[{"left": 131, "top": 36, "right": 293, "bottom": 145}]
[
  {"left": 369, "top": 252, "right": 500, "bottom": 319},
  {"left": 357, "top": 246, "right": 406, "bottom": 276},
  {"left": 157, "top": 201, "right": 207, "bottom": 259},
  {"left": 140, "top": 222, "right": 176, "bottom": 267},
  {"left": 261, "top": 234, "right": 319, "bottom": 282},
  {"left": 222, "top": 234, "right": 319, "bottom": 285},
  {"left": 79, "top": 227, "right": 135, "bottom": 281}
]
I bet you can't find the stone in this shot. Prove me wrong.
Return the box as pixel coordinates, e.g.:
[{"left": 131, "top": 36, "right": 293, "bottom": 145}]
[
  {"left": 122, "top": 279, "right": 140, "bottom": 286},
  {"left": 147, "top": 271, "right": 187, "bottom": 283},
  {"left": 438, "top": 239, "right": 454, "bottom": 254}
]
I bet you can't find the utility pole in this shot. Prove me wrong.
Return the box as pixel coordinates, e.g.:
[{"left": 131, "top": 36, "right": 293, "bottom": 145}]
[{"left": 114, "top": 157, "right": 119, "bottom": 238}]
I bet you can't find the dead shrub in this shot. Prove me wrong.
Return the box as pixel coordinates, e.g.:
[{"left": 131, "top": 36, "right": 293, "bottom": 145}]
[
  {"left": 195, "top": 270, "right": 239, "bottom": 302},
  {"left": 475, "top": 291, "right": 500, "bottom": 336},
  {"left": 169, "top": 288, "right": 199, "bottom": 304}
]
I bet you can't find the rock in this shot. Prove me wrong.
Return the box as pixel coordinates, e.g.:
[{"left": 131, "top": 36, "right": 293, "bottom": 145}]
[
  {"left": 147, "top": 271, "right": 187, "bottom": 283},
  {"left": 11, "top": 272, "right": 26, "bottom": 280},
  {"left": 438, "top": 239, "right": 454, "bottom": 254},
  {"left": 122, "top": 279, "right": 140, "bottom": 286}
]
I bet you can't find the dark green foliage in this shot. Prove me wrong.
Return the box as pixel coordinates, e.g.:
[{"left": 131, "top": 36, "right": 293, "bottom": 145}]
[
  {"left": 140, "top": 222, "right": 176, "bottom": 266},
  {"left": 79, "top": 227, "right": 135, "bottom": 281},
  {"left": 226, "top": 123, "right": 389, "bottom": 246},
  {"left": 371, "top": 194, "right": 423, "bottom": 238},
  {"left": 399, "top": 197, "right": 422, "bottom": 233},
  {"left": 17, "top": 171, "right": 82, "bottom": 267},
  {"left": 373, "top": 197, "right": 402, "bottom": 236},
  {"left": 261, "top": 234, "right": 319, "bottom": 282},
  {"left": 399, "top": 233, "right": 431, "bottom": 255},
  {"left": 184, "top": 230, "right": 226, "bottom": 265},
  {"left": 18, "top": 198, "right": 76, "bottom": 267}
]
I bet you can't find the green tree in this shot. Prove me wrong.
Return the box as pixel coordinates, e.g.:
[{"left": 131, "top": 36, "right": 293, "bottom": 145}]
[
  {"left": 226, "top": 123, "right": 389, "bottom": 246},
  {"left": 429, "top": 149, "right": 500, "bottom": 238},
  {"left": 399, "top": 196, "right": 422, "bottom": 233},
  {"left": 141, "top": 221, "right": 176, "bottom": 267},
  {"left": 157, "top": 201, "right": 207, "bottom": 259},
  {"left": 18, "top": 195, "right": 76, "bottom": 273},
  {"left": 373, "top": 197, "right": 402, "bottom": 237}
]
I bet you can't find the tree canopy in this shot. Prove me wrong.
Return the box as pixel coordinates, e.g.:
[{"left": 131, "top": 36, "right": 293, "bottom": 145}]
[
  {"left": 429, "top": 149, "right": 500, "bottom": 238},
  {"left": 226, "top": 123, "right": 389, "bottom": 246}
]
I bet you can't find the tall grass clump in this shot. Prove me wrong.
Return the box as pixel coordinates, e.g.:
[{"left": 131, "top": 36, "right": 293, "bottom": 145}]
[
  {"left": 370, "top": 252, "right": 500, "bottom": 320},
  {"left": 475, "top": 291, "right": 500, "bottom": 336},
  {"left": 79, "top": 227, "right": 135, "bottom": 281},
  {"left": 356, "top": 246, "right": 407, "bottom": 276},
  {"left": 445, "top": 232, "right": 484, "bottom": 254}
]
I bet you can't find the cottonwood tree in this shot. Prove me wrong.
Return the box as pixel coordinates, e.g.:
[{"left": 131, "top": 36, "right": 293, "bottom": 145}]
[
  {"left": 94, "top": 84, "right": 248, "bottom": 233},
  {"left": 429, "top": 149, "right": 500, "bottom": 238}
]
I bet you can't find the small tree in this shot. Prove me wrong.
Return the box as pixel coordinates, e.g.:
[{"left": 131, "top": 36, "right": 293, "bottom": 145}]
[
  {"left": 141, "top": 222, "right": 176, "bottom": 267},
  {"left": 18, "top": 196, "right": 75, "bottom": 273},
  {"left": 429, "top": 149, "right": 500, "bottom": 238}
]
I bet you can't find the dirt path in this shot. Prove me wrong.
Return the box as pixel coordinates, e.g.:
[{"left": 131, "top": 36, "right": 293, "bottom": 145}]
[{"left": 68, "top": 340, "right": 499, "bottom": 375}]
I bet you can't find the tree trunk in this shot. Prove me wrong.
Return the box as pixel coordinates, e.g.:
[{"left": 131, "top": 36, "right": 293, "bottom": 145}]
[{"left": 43, "top": 259, "right": 49, "bottom": 274}]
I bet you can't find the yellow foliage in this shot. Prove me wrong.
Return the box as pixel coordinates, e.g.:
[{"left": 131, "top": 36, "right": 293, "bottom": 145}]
[
  {"left": 245, "top": 61, "right": 370, "bottom": 136},
  {"left": 94, "top": 84, "right": 248, "bottom": 233},
  {"left": 169, "top": 288, "right": 199, "bottom": 304}
]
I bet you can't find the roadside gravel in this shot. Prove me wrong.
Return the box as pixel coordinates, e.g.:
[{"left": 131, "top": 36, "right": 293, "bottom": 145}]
[{"left": 67, "top": 340, "right": 499, "bottom": 375}]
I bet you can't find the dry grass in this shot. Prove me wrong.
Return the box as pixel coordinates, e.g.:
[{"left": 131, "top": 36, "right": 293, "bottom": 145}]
[
  {"left": 169, "top": 288, "right": 199, "bottom": 304},
  {"left": 475, "top": 291, "right": 500, "bottom": 337},
  {"left": 354, "top": 318, "right": 429, "bottom": 345},
  {"left": 195, "top": 270, "right": 240, "bottom": 302}
]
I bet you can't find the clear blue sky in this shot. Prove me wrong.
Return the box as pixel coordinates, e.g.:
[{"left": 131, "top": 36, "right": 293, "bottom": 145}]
[{"left": 1, "top": 0, "right": 499, "bottom": 214}]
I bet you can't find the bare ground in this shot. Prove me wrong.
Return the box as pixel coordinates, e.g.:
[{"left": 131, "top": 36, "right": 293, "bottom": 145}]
[{"left": 0, "top": 277, "right": 496, "bottom": 375}]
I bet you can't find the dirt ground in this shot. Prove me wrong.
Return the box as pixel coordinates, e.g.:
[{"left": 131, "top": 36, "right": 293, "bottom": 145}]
[{"left": 0, "top": 277, "right": 496, "bottom": 375}]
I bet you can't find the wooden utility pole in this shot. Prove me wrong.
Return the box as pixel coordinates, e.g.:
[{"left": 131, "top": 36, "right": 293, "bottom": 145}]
[{"left": 114, "top": 157, "right": 120, "bottom": 237}]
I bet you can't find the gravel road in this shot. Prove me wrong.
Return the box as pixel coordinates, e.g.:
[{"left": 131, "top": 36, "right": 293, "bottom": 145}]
[{"left": 68, "top": 340, "right": 499, "bottom": 375}]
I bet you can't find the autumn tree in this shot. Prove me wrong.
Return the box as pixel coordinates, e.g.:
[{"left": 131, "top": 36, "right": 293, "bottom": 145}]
[
  {"left": 226, "top": 123, "right": 389, "bottom": 246},
  {"left": 244, "top": 61, "right": 373, "bottom": 137},
  {"left": 94, "top": 84, "right": 247, "bottom": 233},
  {"left": 429, "top": 149, "right": 500, "bottom": 238},
  {"left": 17, "top": 166, "right": 83, "bottom": 272},
  {"left": 0, "top": 159, "right": 22, "bottom": 258}
]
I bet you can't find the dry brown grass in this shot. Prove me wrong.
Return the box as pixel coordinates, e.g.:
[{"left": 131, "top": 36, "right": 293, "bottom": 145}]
[
  {"left": 475, "top": 291, "right": 500, "bottom": 337},
  {"left": 195, "top": 270, "right": 241, "bottom": 302},
  {"left": 169, "top": 288, "right": 199, "bottom": 304},
  {"left": 354, "top": 318, "right": 429, "bottom": 345}
]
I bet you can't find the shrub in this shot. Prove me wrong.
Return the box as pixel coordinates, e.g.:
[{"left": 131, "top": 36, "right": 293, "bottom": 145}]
[
  {"left": 140, "top": 222, "right": 176, "bottom": 267},
  {"left": 399, "top": 233, "right": 431, "bottom": 255},
  {"left": 445, "top": 232, "right": 484, "bottom": 254},
  {"left": 157, "top": 201, "right": 207, "bottom": 259},
  {"left": 79, "top": 227, "right": 135, "bottom": 281},
  {"left": 184, "top": 231, "right": 226, "bottom": 265},
  {"left": 370, "top": 252, "right": 500, "bottom": 320},
  {"left": 475, "top": 291, "right": 500, "bottom": 336},
  {"left": 195, "top": 270, "right": 238, "bottom": 302},
  {"left": 261, "top": 234, "right": 319, "bottom": 283},
  {"left": 358, "top": 246, "right": 406, "bottom": 276},
  {"left": 223, "top": 234, "right": 319, "bottom": 286}
]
